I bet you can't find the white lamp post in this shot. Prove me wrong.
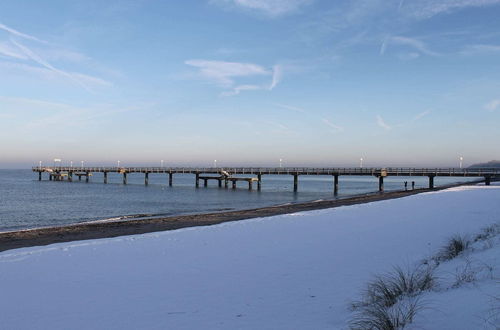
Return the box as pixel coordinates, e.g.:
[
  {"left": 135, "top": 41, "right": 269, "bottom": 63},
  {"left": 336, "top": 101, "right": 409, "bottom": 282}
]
[
  {"left": 39, "top": 161, "right": 42, "bottom": 169},
  {"left": 279, "top": 158, "right": 283, "bottom": 168},
  {"left": 161, "top": 160, "right": 164, "bottom": 168},
  {"left": 214, "top": 160, "right": 217, "bottom": 168},
  {"left": 459, "top": 156, "right": 463, "bottom": 169},
  {"left": 81, "top": 161, "right": 84, "bottom": 168},
  {"left": 117, "top": 160, "right": 121, "bottom": 168},
  {"left": 360, "top": 157, "right": 364, "bottom": 168},
  {"left": 70, "top": 160, "right": 73, "bottom": 168}
]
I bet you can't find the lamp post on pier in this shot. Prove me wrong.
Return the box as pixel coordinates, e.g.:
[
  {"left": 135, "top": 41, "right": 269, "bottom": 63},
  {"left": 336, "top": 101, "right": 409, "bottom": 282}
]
[
  {"left": 459, "top": 156, "right": 463, "bottom": 169},
  {"left": 117, "top": 160, "right": 120, "bottom": 168},
  {"left": 279, "top": 158, "right": 283, "bottom": 168},
  {"left": 81, "top": 161, "right": 84, "bottom": 168},
  {"left": 161, "top": 160, "right": 164, "bottom": 168},
  {"left": 360, "top": 157, "right": 364, "bottom": 168},
  {"left": 214, "top": 160, "right": 217, "bottom": 168}
]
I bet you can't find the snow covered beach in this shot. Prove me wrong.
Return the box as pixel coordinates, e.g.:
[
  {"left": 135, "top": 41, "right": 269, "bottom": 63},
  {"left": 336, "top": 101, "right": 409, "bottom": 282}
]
[{"left": 0, "top": 183, "right": 498, "bottom": 329}]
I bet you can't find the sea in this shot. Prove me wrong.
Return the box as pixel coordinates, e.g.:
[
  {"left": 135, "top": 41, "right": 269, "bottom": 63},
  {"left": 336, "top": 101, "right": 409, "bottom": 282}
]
[{"left": 0, "top": 169, "right": 478, "bottom": 232}]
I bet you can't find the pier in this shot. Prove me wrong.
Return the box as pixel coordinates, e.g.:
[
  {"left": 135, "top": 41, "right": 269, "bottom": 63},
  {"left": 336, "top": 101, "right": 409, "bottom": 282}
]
[{"left": 33, "top": 166, "right": 500, "bottom": 193}]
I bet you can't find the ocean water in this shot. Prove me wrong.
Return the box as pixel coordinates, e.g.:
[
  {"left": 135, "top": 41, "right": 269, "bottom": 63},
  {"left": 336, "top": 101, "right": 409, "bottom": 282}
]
[{"left": 0, "top": 169, "right": 478, "bottom": 232}]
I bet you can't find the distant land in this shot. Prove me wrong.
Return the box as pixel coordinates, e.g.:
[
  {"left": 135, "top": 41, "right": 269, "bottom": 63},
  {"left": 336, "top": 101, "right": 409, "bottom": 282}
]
[{"left": 468, "top": 160, "right": 500, "bottom": 168}]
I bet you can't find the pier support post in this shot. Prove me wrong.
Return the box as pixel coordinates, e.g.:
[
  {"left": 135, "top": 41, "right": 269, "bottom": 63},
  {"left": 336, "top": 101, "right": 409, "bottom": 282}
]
[
  {"left": 293, "top": 174, "right": 298, "bottom": 192},
  {"left": 123, "top": 172, "right": 127, "bottom": 185},
  {"left": 38, "top": 172, "right": 42, "bottom": 181},
  {"left": 218, "top": 179, "right": 222, "bottom": 187},
  {"left": 378, "top": 176, "right": 384, "bottom": 192},
  {"left": 68, "top": 172, "right": 73, "bottom": 182},
  {"left": 145, "top": 173, "right": 149, "bottom": 185},
  {"left": 86, "top": 172, "right": 90, "bottom": 183},
  {"left": 169, "top": 173, "right": 173, "bottom": 186},
  {"left": 428, "top": 175, "right": 434, "bottom": 189},
  {"left": 248, "top": 180, "right": 252, "bottom": 190},
  {"left": 232, "top": 180, "right": 236, "bottom": 189},
  {"left": 333, "top": 174, "right": 339, "bottom": 195},
  {"left": 485, "top": 175, "right": 491, "bottom": 186},
  {"left": 104, "top": 172, "right": 108, "bottom": 184},
  {"left": 257, "top": 174, "right": 262, "bottom": 190},
  {"left": 225, "top": 179, "right": 228, "bottom": 188},
  {"left": 49, "top": 174, "right": 52, "bottom": 181},
  {"left": 78, "top": 175, "right": 81, "bottom": 181},
  {"left": 195, "top": 173, "right": 200, "bottom": 188},
  {"left": 204, "top": 179, "right": 208, "bottom": 187}
]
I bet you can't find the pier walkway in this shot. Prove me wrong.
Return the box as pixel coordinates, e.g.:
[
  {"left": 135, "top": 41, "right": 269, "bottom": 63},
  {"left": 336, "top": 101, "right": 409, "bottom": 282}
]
[{"left": 32, "top": 166, "right": 500, "bottom": 193}]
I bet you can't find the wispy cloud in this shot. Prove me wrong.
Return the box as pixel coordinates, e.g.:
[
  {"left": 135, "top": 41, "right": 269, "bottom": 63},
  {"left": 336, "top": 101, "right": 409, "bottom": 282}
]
[
  {"left": 211, "top": 0, "right": 312, "bottom": 17},
  {"left": 185, "top": 59, "right": 270, "bottom": 86},
  {"left": 376, "top": 115, "right": 391, "bottom": 130},
  {"left": 484, "top": 99, "right": 500, "bottom": 112},
  {"left": 269, "top": 64, "right": 282, "bottom": 90},
  {"left": 404, "top": 0, "right": 500, "bottom": 20},
  {"left": 273, "top": 103, "right": 308, "bottom": 113},
  {"left": 0, "top": 23, "right": 111, "bottom": 92},
  {"left": 460, "top": 44, "right": 500, "bottom": 55},
  {"left": 185, "top": 59, "right": 283, "bottom": 96},
  {"left": 321, "top": 118, "right": 344, "bottom": 132},
  {"left": 380, "top": 36, "right": 439, "bottom": 56},
  {"left": 412, "top": 110, "right": 431, "bottom": 121},
  {"left": 0, "top": 22, "right": 46, "bottom": 43}
]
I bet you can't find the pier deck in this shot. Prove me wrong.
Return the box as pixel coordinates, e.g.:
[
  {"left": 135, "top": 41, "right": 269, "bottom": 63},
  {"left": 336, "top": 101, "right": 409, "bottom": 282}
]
[{"left": 33, "top": 166, "right": 500, "bottom": 193}]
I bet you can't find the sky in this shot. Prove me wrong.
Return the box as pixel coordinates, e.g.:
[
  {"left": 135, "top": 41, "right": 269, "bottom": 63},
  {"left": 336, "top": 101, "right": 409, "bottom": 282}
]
[{"left": 1, "top": 0, "right": 500, "bottom": 168}]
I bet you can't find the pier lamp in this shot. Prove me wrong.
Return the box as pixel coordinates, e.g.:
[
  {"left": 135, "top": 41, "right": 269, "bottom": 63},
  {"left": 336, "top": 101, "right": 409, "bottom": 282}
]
[
  {"left": 117, "top": 160, "right": 121, "bottom": 168},
  {"left": 360, "top": 157, "right": 364, "bottom": 168},
  {"left": 54, "top": 158, "right": 61, "bottom": 168},
  {"left": 459, "top": 156, "right": 463, "bottom": 169},
  {"left": 279, "top": 158, "right": 282, "bottom": 168},
  {"left": 70, "top": 160, "right": 73, "bottom": 168},
  {"left": 214, "top": 160, "right": 217, "bottom": 168},
  {"left": 81, "top": 161, "right": 84, "bottom": 168},
  {"left": 39, "top": 161, "right": 42, "bottom": 169},
  {"left": 161, "top": 160, "right": 164, "bottom": 168}
]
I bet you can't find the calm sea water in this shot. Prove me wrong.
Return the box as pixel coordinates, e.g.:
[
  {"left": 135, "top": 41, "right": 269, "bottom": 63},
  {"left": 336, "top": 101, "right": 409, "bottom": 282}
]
[{"left": 0, "top": 169, "right": 477, "bottom": 232}]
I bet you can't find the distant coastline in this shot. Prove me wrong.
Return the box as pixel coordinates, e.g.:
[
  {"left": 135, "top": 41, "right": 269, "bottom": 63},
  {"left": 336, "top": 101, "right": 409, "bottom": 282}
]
[{"left": 0, "top": 179, "right": 484, "bottom": 252}]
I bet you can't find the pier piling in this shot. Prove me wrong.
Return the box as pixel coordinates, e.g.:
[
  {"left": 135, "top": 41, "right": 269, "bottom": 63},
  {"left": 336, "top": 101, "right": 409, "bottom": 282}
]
[
  {"left": 333, "top": 174, "right": 339, "bottom": 195},
  {"left": 257, "top": 174, "right": 262, "bottom": 190},
  {"left": 293, "top": 174, "right": 298, "bottom": 192},
  {"left": 145, "top": 173, "right": 149, "bottom": 185},
  {"left": 169, "top": 173, "right": 173, "bottom": 186},
  {"left": 195, "top": 173, "right": 200, "bottom": 188},
  {"left": 123, "top": 172, "right": 127, "bottom": 185},
  {"left": 428, "top": 175, "right": 435, "bottom": 189},
  {"left": 104, "top": 172, "right": 108, "bottom": 184},
  {"left": 485, "top": 175, "right": 491, "bottom": 186}
]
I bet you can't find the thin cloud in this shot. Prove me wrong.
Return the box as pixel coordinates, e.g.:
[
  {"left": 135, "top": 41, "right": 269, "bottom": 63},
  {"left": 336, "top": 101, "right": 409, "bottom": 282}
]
[
  {"left": 269, "top": 64, "right": 282, "bottom": 90},
  {"left": 321, "top": 118, "right": 344, "bottom": 132},
  {"left": 0, "top": 41, "right": 28, "bottom": 60},
  {"left": 376, "top": 115, "right": 391, "bottom": 130},
  {"left": 460, "top": 44, "right": 500, "bottom": 55},
  {"left": 413, "top": 110, "right": 431, "bottom": 121},
  {"left": 381, "top": 36, "right": 439, "bottom": 56},
  {"left": 484, "top": 99, "right": 500, "bottom": 112},
  {"left": 405, "top": 0, "right": 500, "bottom": 20},
  {"left": 220, "top": 84, "right": 261, "bottom": 96},
  {"left": 0, "top": 22, "right": 46, "bottom": 43},
  {"left": 10, "top": 39, "right": 93, "bottom": 92},
  {"left": 211, "top": 0, "right": 312, "bottom": 17},
  {"left": 185, "top": 59, "right": 270, "bottom": 87},
  {"left": 273, "top": 103, "right": 308, "bottom": 113}
]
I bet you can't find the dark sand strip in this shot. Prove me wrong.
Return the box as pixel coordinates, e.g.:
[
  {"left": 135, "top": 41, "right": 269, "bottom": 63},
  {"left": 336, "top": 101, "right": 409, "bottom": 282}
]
[{"left": 0, "top": 182, "right": 482, "bottom": 252}]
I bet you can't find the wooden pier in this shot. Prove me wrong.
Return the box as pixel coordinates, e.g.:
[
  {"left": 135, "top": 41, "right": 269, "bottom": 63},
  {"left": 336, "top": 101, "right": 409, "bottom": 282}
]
[{"left": 32, "top": 166, "right": 500, "bottom": 193}]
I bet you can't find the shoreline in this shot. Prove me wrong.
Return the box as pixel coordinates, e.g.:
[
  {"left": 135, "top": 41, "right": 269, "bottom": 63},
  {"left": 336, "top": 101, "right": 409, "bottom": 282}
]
[{"left": 0, "top": 181, "right": 482, "bottom": 252}]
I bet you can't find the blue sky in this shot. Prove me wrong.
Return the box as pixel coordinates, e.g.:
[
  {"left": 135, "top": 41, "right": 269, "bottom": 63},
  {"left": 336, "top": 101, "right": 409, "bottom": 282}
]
[{"left": 1, "top": 0, "right": 499, "bottom": 168}]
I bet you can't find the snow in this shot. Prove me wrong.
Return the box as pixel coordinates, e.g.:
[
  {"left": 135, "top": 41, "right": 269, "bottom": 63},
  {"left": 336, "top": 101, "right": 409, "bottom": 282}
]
[{"left": 0, "top": 184, "right": 499, "bottom": 329}]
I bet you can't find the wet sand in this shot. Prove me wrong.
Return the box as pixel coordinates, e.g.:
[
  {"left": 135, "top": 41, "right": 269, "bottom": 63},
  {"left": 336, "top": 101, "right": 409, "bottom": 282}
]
[{"left": 0, "top": 182, "right": 481, "bottom": 252}]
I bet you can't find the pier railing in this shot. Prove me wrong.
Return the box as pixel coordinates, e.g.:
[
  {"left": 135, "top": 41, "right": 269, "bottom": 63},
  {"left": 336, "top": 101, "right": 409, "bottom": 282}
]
[{"left": 32, "top": 166, "right": 500, "bottom": 176}]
